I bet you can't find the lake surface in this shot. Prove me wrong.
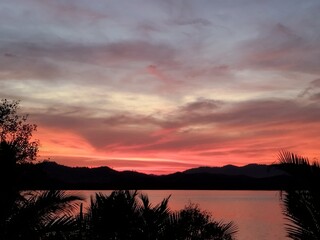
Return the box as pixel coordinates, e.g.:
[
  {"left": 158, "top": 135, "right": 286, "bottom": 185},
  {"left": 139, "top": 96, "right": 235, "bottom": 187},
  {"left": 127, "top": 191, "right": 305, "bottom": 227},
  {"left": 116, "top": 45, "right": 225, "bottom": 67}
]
[{"left": 68, "top": 190, "right": 289, "bottom": 240}]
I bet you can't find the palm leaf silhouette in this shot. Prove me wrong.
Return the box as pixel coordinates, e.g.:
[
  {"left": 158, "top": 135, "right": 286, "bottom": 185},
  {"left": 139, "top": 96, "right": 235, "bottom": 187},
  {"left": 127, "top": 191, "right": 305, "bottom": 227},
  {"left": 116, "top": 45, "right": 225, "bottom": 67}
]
[
  {"left": 5, "top": 190, "right": 82, "bottom": 240},
  {"left": 277, "top": 151, "right": 320, "bottom": 240}
]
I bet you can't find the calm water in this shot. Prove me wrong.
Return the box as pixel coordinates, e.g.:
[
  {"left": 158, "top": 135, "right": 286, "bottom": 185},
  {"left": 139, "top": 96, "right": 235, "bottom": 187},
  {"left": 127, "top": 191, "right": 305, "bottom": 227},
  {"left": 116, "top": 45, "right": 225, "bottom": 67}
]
[{"left": 68, "top": 190, "right": 289, "bottom": 240}]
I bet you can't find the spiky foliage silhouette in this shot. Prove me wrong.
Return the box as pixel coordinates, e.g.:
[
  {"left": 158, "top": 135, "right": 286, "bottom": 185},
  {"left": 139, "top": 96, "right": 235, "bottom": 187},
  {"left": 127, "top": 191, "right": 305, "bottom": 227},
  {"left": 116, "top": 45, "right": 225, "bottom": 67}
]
[
  {"left": 84, "top": 190, "right": 237, "bottom": 240},
  {"left": 4, "top": 190, "right": 82, "bottom": 240},
  {"left": 164, "top": 202, "right": 238, "bottom": 240},
  {"left": 85, "top": 190, "right": 142, "bottom": 240},
  {"left": 277, "top": 151, "right": 320, "bottom": 240},
  {"left": 138, "top": 193, "right": 171, "bottom": 239},
  {"left": 84, "top": 190, "right": 171, "bottom": 240}
]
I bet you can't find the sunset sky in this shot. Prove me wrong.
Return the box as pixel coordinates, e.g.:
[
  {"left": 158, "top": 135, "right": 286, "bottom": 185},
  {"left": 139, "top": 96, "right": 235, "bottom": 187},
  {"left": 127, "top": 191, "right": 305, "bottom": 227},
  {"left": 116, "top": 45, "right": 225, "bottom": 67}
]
[{"left": 1, "top": 0, "right": 320, "bottom": 174}]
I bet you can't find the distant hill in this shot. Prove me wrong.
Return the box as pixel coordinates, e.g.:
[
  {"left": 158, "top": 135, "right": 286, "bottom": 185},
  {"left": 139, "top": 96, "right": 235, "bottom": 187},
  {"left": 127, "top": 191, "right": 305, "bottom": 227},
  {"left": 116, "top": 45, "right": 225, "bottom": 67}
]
[
  {"left": 183, "top": 163, "right": 286, "bottom": 178},
  {"left": 18, "top": 161, "right": 291, "bottom": 190}
]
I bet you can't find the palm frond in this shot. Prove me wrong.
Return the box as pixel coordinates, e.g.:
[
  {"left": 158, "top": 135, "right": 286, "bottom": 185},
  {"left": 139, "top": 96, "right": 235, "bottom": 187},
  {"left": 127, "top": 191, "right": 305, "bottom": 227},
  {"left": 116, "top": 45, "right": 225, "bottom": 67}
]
[
  {"left": 215, "top": 220, "right": 239, "bottom": 238},
  {"left": 276, "top": 151, "right": 320, "bottom": 240},
  {"left": 168, "top": 211, "right": 180, "bottom": 225},
  {"left": 281, "top": 190, "right": 320, "bottom": 240},
  {"left": 4, "top": 190, "right": 82, "bottom": 239},
  {"left": 278, "top": 151, "right": 310, "bottom": 165},
  {"left": 41, "top": 215, "right": 78, "bottom": 232}
]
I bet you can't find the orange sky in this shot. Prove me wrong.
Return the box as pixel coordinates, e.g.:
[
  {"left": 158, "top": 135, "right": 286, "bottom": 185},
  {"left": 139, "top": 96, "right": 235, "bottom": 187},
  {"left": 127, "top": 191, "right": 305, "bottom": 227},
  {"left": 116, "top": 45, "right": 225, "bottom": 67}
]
[{"left": 1, "top": 0, "right": 320, "bottom": 174}]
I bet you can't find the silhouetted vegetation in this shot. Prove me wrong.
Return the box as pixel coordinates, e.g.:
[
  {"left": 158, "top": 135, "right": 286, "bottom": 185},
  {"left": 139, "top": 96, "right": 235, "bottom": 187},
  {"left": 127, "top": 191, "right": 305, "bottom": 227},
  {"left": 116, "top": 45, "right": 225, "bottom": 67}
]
[
  {"left": 0, "top": 99, "right": 82, "bottom": 240},
  {"left": 165, "top": 202, "right": 237, "bottom": 240},
  {"left": 80, "top": 190, "right": 238, "bottom": 240},
  {"left": 1, "top": 99, "right": 39, "bottom": 225},
  {"left": 277, "top": 151, "right": 320, "bottom": 240},
  {"left": 4, "top": 190, "right": 82, "bottom": 240}
]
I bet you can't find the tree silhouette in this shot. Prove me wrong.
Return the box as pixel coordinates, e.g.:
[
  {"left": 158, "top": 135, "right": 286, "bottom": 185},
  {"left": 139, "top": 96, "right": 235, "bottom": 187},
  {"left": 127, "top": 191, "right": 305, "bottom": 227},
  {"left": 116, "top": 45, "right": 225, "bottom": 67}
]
[
  {"left": 0, "top": 99, "right": 39, "bottom": 236},
  {"left": 277, "top": 151, "right": 320, "bottom": 240},
  {"left": 0, "top": 99, "right": 38, "bottom": 164},
  {"left": 0, "top": 99, "right": 82, "bottom": 240}
]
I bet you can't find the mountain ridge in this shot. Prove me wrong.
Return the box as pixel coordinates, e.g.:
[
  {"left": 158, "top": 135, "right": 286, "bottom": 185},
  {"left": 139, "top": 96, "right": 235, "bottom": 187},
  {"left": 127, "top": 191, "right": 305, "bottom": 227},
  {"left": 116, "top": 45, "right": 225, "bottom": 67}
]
[
  {"left": 18, "top": 161, "right": 290, "bottom": 190},
  {"left": 183, "top": 163, "right": 285, "bottom": 178}
]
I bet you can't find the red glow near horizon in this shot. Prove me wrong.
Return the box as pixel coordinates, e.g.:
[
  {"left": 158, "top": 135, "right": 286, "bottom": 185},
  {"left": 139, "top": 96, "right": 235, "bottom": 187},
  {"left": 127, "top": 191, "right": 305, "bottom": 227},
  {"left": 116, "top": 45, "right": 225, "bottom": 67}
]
[{"left": 34, "top": 126, "right": 320, "bottom": 175}]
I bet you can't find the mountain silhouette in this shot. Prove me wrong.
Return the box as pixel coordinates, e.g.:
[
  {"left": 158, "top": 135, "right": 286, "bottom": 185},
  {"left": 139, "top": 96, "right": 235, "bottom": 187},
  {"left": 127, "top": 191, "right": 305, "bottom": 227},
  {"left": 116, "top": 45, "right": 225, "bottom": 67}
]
[
  {"left": 18, "top": 161, "right": 290, "bottom": 190},
  {"left": 183, "top": 163, "right": 286, "bottom": 178}
]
